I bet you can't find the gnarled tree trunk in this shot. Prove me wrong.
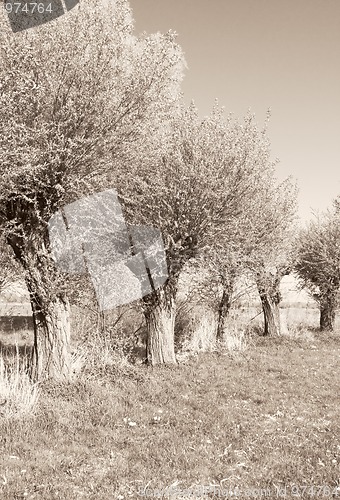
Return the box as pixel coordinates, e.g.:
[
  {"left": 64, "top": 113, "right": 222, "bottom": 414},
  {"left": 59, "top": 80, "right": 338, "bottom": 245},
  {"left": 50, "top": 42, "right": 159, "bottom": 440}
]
[
  {"left": 97, "top": 310, "right": 106, "bottom": 335},
  {"left": 8, "top": 231, "right": 72, "bottom": 381},
  {"left": 319, "top": 295, "right": 336, "bottom": 331},
  {"left": 140, "top": 234, "right": 198, "bottom": 366},
  {"left": 29, "top": 292, "right": 72, "bottom": 381},
  {"left": 145, "top": 290, "right": 176, "bottom": 365},
  {"left": 215, "top": 268, "right": 236, "bottom": 341},
  {"left": 258, "top": 290, "right": 281, "bottom": 336},
  {"left": 216, "top": 287, "right": 232, "bottom": 341},
  {"left": 256, "top": 269, "right": 283, "bottom": 337},
  {"left": 142, "top": 270, "right": 178, "bottom": 366}
]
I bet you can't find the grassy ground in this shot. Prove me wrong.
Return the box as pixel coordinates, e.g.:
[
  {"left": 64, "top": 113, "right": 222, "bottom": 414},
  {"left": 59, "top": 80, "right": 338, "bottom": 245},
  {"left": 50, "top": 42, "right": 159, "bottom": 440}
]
[{"left": 0, "top": 305, "right": 339, "bottom": 499}]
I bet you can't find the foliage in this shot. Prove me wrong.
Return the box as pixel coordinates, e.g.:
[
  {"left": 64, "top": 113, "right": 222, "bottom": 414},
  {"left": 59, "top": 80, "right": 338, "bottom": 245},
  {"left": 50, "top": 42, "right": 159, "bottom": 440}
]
[
  {"left": 117, "top": 105, "right": 287, "bottom": 297},
  {"left": 0, "top": 0, "right": 185, "bottom": 296},
  {"left": 168, "top": 112, "right": 297, "bottom": 339},
  {"left": 243, "top": 173, "right": 298, "bottom": 293},
  {"left": 295, "top": 206, "right": 340, "bottom": 305},
  {"left": 0, "top": 0, "right": 187, "bottom": 377}
]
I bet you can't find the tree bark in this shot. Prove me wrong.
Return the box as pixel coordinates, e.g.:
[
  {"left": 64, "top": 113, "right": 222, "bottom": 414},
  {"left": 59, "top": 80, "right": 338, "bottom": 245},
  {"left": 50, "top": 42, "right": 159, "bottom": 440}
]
[
  {"left": 144, "top": 288, "right": 177, "bottom": 365},
  {"left": 138, "top": 233, "right": 198, "bottom": 366},
  {"left": 259, "top": 291, "right": 281, "bottom": 336},
  {"left": 7, "top": 233, "right": 72, "bottom": 381},
  {"left": 216, "top": 288, "right": 232, "bottom": 341},
  {"left": 29, "top": 292, "right": 72, "bottom": 381},
  {"left": 256, "top": 270, "right": 283, "bottom": 337},
  {"left": 97, "top": 310, "right": 106, "bottom": 334},
  {"left": 320, "top": 296, "right": 336, "bottom": 331}
]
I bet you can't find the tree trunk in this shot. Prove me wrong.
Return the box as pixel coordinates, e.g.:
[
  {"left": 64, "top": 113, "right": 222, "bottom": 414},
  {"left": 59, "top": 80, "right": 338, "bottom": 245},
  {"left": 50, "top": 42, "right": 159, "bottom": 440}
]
[
  {"left": 259, "top": 292, "right": 281, "bottom": 336},
  {"left": 97, "top": 310, "right": 106, "bottom": 334},
  {"left": 320, "top": 297, "right": 336, "bottom": 331},
  {"left": 29, "top": 293, "right": 72, "bottom": 381},
  {"left": 7, "top": 232, "right": 72, "bottom": 382},
  {"left": 216, "top": 288, "right": 232, "bottom": 341},
  {"left": 144, "top": 287, "right": 177, "bottom": 365},
  {"left": 257, "top": 270, "right": 282, "bottom": 337}
]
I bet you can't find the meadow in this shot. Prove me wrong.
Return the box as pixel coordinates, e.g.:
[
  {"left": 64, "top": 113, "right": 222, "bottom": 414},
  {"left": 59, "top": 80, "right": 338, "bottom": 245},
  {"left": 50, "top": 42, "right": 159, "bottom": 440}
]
[{"left": 0, "top": 302, "right": 339, "bottom": 500}]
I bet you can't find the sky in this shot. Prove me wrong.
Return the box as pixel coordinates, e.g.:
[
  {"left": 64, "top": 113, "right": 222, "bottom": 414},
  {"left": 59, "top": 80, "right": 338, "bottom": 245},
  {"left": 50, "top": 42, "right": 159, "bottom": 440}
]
[{"left": 129, "top": 0, "right": 340, "bottom": 222}]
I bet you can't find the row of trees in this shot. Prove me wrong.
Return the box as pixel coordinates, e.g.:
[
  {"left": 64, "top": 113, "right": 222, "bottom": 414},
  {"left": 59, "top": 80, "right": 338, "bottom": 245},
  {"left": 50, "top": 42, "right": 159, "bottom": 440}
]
[
  {"left": 115, "top": 102, "right": 298, "bottom": 363},
  {"left": 0, "top": 0, "right": 185, "bottom": 380},
  {"left": 0, "top": 0, "right": 337, "bottom": 382}
]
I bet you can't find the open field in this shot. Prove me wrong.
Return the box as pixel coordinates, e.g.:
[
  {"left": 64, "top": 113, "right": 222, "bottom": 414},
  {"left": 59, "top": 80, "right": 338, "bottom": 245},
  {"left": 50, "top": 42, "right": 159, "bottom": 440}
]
[{"left": 0, "top": 303, "right": 339, "bottom": 499}]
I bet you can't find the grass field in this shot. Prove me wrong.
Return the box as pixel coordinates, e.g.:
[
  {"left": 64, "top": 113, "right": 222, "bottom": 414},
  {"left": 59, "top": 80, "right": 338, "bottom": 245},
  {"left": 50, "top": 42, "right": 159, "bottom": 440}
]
[{"left": 0, "top": 303, "right": 339, "bottom": 499}]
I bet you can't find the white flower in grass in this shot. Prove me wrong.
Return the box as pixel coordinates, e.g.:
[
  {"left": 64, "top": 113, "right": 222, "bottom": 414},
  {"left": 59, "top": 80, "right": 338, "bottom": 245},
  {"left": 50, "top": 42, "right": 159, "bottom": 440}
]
[{"left": 123, "top": 417, "right": 136, "bottom": 426}]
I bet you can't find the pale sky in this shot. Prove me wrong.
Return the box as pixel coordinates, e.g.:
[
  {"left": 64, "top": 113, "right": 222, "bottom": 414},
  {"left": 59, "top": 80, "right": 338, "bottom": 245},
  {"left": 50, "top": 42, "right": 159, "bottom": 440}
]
[{"left": 130, "top": 0, "right": 340, "bottom": 221}]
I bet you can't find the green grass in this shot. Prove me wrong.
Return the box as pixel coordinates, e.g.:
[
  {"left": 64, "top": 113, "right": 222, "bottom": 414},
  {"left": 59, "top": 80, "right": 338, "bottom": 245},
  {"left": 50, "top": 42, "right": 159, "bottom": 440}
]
[{"left": 0, "top": 324, "right": 339, "bottom": 499}]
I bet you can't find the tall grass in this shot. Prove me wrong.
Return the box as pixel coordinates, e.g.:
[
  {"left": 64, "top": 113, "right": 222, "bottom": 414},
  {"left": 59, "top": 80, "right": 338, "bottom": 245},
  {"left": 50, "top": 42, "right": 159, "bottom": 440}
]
[
  {"left": 182, "top": 309, "right": 217, "bottom": 354},
  {"left": 0, "top": 349, "right": 39, "bottom": 419},
  {"left": 176, "top": 307, "right": 250, "bottom": 365}
]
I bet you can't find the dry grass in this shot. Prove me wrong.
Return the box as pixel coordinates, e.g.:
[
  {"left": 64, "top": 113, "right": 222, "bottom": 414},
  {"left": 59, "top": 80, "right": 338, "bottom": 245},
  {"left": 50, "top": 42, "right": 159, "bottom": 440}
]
[
  {"left": 0, "top": 350, "right": 39, "bottom": 420},
  {"left": 0, "top": 305, "right": 339, "bottom": 499},
  {"left": 179, "top": 308, "right": 217, "bottom": 355}
]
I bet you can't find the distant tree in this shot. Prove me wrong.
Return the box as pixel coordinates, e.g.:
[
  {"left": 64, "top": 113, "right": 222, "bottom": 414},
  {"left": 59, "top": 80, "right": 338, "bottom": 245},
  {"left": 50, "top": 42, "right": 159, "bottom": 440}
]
[
  {"left": 201, "top": 183, "right": 297, "bottom": 340},
  {"left": 117, "top": 105, "right": 289, "bottom": 362},
  {"left": 295, "top": 205, "right": 340, "bottom": 331},
  {"left": 244, "top": 176, "right": 298, "bottom": 336},
  {"left": 188, "top": 233, "right": 247, "bottom": 342},
  {"left": 0, "top": 0, "right": 184, "bottom": 380},
  {"left": 206, "top": 252, "right": 241, "bottom": 341},
  {"left": 190, "top": 115, "right": 298, "bottom": 339}
]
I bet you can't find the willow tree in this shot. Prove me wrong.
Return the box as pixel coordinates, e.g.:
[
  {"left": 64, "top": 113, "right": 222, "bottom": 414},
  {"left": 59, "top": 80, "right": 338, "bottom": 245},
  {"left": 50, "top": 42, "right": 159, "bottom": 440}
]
[
  {"left": 245, "top": 176, "right": 298, "bottom": 336},
  {"left": 116, "top": 105, "right": 285, "bottom": 363},
  {"left": 296, "top": 205, "right": 340, "bottom": 331},
  {"left": 0, "top": 0, "right": 184, "bottom": 380},
  {"left": 182, "top": 113, "right": 298, "bottom": 340}
]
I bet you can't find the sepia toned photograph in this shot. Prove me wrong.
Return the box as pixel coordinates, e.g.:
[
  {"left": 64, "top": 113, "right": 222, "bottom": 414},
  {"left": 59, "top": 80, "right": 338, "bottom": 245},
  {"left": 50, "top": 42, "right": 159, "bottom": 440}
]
[{"left": 0, "top": 1, "right": 339, "bottom": 498}]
